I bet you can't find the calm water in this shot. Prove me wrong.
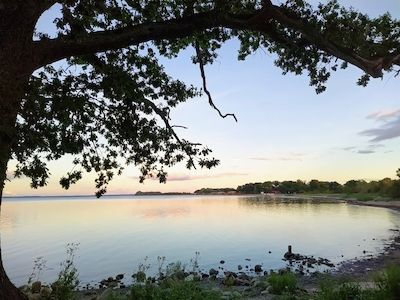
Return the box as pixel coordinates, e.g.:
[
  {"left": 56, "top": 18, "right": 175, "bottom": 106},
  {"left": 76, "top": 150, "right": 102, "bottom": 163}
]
[{"left": 1, "top": 195, "right": 400, "bottom": 286}]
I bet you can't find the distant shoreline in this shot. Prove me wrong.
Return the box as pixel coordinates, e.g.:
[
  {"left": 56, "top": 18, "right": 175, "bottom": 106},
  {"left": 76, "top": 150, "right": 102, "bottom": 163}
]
[
  {"left": 2, "top": 193, "right": 135, "bottom": 199},
  {"left": 4, "top": 193, "right": 400, "bottom": 213},
  {"left": 2, "top": 192, "right": 398, "bottom": 198}
]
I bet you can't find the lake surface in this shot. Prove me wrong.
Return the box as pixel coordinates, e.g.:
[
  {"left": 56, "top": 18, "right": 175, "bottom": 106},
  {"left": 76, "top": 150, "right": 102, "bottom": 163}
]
[{"left": 1, "top": 195, "right": 400, "bottom": 287}]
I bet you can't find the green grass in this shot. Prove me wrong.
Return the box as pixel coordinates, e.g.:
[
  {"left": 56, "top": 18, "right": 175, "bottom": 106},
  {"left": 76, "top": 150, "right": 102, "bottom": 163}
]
[
  {"left": 313, "top": 266, "right": 400, "bottom": 300},
  {"left": 344, "top": 193, "right": 382, "bottom": 201},
  {"left": 103, "top": 265, "right": 400, "bottom": 300},
  {"left": 300, "top": 192, "right": 393, "bottom": 202},
  {"left": 314, "top": 281, "right": 377, "bottom": 300},
  {"left": 103, "top": 281, "right": 222, "bottom": 300},
  {"left": 375, "top": 265, "right": 400, "bottom": 299}
]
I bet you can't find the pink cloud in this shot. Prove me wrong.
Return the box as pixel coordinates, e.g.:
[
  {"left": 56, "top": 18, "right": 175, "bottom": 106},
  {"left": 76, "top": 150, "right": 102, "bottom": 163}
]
[
  {"left": 367, "top": 109, "right": 400, "bottom": 121},
  {"left": 131, "top": 172, "right": 247, "bottom": 181}
]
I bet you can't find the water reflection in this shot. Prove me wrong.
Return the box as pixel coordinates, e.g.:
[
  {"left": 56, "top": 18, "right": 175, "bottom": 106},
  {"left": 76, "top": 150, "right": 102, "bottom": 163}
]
[{"left": 1, "top": 195, "right": 399, "bottom": 286}]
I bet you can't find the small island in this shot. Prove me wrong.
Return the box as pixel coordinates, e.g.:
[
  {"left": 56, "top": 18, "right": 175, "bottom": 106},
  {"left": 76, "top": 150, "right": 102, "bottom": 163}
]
[
  {"left": 135, "top": 191, "right": 192, "bottom": 196},
  {"left": 194, "top": 188, "right": 238, "bottom": 195}
]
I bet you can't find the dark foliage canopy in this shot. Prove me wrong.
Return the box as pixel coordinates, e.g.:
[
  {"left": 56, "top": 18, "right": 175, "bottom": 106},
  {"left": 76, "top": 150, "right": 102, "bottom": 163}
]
[{"left": 6, "top": 0, "right": 400, "bottom": 196}]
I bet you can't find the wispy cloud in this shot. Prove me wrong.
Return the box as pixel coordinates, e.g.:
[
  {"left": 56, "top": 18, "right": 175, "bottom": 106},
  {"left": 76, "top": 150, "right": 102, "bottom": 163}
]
[
  {"left": 357, "top": 150, "right": 375, "bottom": 154},
  {"left": 341, "top": 146, "right": 356, "bottom": 151},
  {"left": 340, "top": 144, "right": 384, "bottom": 155},
  {"left": 249, "top": 152, "right": 307, "bottom": 161},
  {"left": 368, "top": 144, "right": 384, "bottom": 149},
  {"left": 3, "top": 190, "right": 15, "bottom": 196},
  {"left": 165, "top": 172, "right": 247, "bottom": 181},
  {"left": 131, "top": 172, "right": 247, "bottom": 182},
  {"left": 360, "top": 109, "right": 400, "bottom": 142}
]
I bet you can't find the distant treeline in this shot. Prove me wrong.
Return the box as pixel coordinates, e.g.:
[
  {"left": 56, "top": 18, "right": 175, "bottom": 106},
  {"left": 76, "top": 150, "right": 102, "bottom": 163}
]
[
  {"left": 237, "top": 177, "right": 400, "bottom": 198},
  {"left": 196, "top": 169, "right": 400, "bottom": 198}
]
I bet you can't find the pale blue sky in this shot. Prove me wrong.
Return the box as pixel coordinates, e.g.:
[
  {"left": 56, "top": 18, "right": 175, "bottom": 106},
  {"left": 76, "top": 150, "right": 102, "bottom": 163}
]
[{"left": 4, "top": 1, "right": 400, "bottom": 196}]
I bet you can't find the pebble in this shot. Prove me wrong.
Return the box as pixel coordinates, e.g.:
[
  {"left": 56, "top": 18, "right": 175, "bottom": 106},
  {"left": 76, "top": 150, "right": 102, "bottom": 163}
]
[
  {"left": 31, "top": 281, "right": 41, "bottom": 294},
  {"left": 116, "top": 274, "right": 124, "bottom": 280},
  {"left": 209, "top": 268, "right": 219, "bottom": 276}
]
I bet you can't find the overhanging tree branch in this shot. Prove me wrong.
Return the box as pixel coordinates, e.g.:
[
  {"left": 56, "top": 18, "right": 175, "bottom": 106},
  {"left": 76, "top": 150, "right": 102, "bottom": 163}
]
[
  {"left": 265, "top": 5, "right": 400, "bottom": 77},
  {"left": 32, "top": 4, "right": 400, "bottom": 78},
  {"left": 220, "top": 5, "right": 400, "bottom": 78},
  {"left": 33, "top": 11, "right": 223, "bottom": 68}
]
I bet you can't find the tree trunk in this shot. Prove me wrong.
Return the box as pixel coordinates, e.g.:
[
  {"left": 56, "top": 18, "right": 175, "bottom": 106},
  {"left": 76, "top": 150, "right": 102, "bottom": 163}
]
[
  {"left": 0, "top": 62, "right": 30, "bottom": 299},
  {"left": 0, "top": 85, "right": 28, "bottom": 300},
  {"left": 0, "top": 71, "right": 30, "bottom": 300},
  {"left": 0, "top": 4, "right": 37, "bottom": 298}
]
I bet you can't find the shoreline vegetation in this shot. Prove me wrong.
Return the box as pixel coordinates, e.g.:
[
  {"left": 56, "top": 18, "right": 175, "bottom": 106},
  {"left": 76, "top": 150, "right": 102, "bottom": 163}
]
[{"left": 21, "top": 230, "right": 400, "bottom": 300}]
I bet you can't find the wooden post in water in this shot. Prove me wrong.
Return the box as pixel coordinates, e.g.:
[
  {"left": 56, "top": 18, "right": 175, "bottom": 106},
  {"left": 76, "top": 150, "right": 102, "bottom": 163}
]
[{"left": 284, "top": 245, "right": 293, "bottom": 259}]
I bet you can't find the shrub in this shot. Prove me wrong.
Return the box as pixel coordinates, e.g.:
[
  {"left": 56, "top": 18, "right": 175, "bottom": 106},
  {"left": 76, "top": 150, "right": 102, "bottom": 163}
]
[
  {"left": 335, "top": 283, "right": 363, "bottom": 299},
  {"left": 28, "top": 256, "right": 47, "bottom": 285},
  {"left": 267, "top": 272, "right": 297, "bottom": 295},
  {"left": 165, "top": 261, "right": 186, "bottom": 281},
  {"left": 51, "top": 243, "right": 80, "bottom": 300},
  {"left": 391, "top": 180, "right": 400, "bottom": 199}
]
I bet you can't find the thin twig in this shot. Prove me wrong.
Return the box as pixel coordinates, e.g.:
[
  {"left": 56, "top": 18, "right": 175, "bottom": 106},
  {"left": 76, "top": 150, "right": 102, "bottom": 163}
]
[
  {"left": 171, "top": 125, "right": 188, "bottom": 129},
  {"left": 145, "top": 102, "right": 197, "bottom": 169}
]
